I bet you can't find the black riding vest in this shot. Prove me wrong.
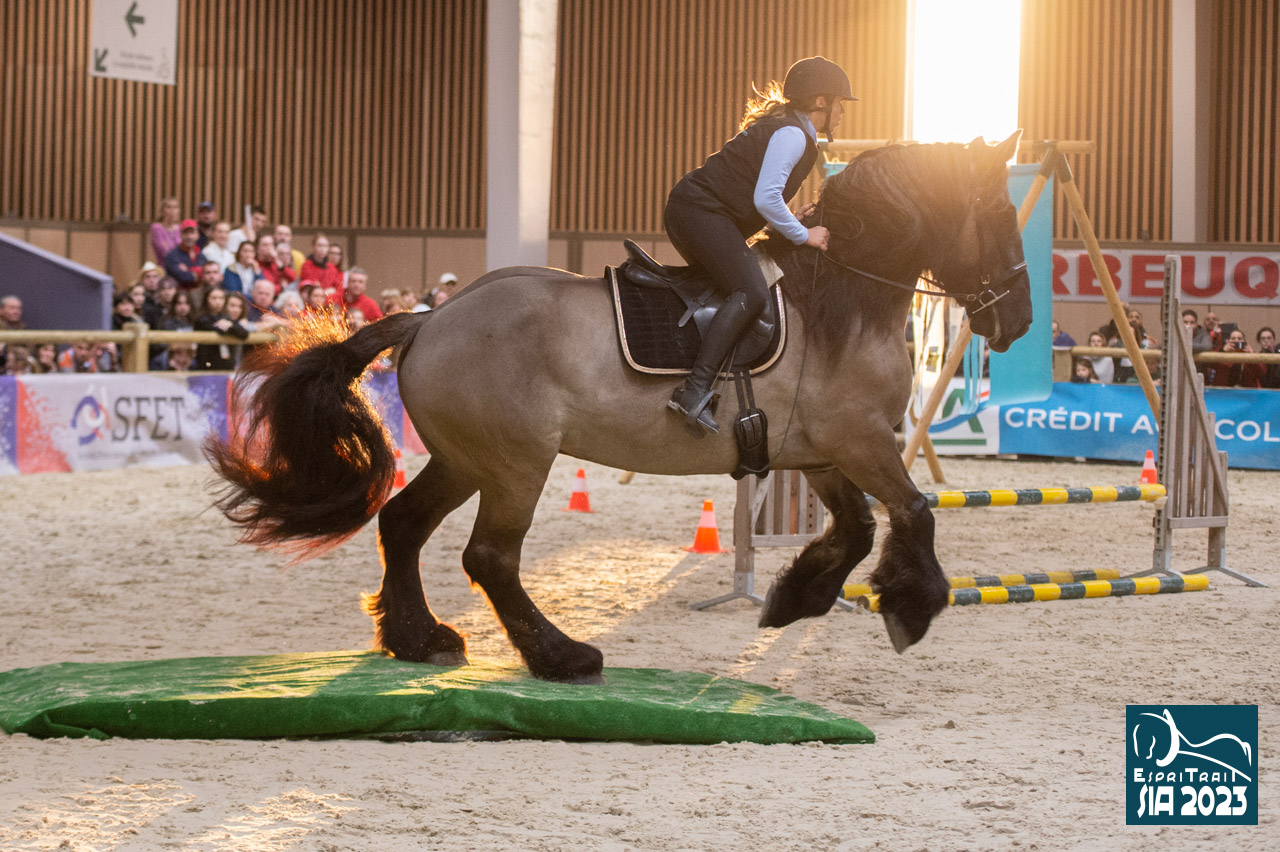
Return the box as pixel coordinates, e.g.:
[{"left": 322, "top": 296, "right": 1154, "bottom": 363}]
[{"left": 668, "top": 110, "right": 819, "bottom": 238}]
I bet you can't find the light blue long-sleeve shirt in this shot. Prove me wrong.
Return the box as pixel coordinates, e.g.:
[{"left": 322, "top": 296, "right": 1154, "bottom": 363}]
[{"left": 752, "top": 113, "right": 817, "bottom": 244}]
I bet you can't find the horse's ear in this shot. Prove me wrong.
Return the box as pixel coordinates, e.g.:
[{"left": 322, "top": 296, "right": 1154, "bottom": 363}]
[
  {"left": 992, "top": 129, "right": 1023, "bottom": 162},
  {"left": 968, "top": 136, "right": 987, "bottom": 148}
]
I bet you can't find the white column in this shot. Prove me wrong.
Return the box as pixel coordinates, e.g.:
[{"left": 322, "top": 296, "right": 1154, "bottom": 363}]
[
  {"left": 1170, "top": 0, "right": 1212, "bottom": 243},
  {"left": 486, "top": 0, "right": 559, "bottom": 270}
]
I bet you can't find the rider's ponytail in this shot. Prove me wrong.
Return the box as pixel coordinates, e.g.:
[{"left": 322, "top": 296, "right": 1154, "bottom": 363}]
[{"left": 740, "top": 80, "right": 820, "bottom": 131}]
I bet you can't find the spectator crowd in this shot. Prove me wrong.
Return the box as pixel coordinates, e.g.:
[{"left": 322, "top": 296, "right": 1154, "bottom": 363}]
[
  {"left": 2, "top": 197, "right": 459, "bottom": 375},
  {"left": 1056, "top": 304, "right": 1280, "bottom": 390}
]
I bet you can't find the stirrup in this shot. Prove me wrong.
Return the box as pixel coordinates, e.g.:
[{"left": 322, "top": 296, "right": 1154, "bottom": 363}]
[{"left": 667, "top": 384, "right": 720, "bottom": 435}]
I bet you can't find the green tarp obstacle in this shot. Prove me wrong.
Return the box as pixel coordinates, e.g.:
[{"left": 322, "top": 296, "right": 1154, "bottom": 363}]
[{"left": 0, "top": 650, "right": 873, "bottom": 745}]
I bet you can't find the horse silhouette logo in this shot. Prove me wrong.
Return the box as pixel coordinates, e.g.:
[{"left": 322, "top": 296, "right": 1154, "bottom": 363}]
[
  {"left": 1131, "top": 707, "right": 1252, "bottom": 781},
  {"left": 1126, "top": 704, "right": 1258, "bottom": 825}
]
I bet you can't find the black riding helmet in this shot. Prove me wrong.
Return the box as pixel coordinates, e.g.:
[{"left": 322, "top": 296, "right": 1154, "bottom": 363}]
[
  {"left": 782, "top": 56, "right": 856, "bottom": 142},
  {"left": 782, "top": 56, "right": 857, "bottom": 102}
]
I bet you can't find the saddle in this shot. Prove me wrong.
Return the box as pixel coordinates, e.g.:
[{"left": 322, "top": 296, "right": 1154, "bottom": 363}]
[{"left": 608, "top": 239, "right": 786, "bottom": 375}]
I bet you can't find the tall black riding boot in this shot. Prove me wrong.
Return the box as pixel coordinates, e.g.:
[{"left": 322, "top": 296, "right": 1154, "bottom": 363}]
[{"left": 668, "top": 294, "right": 758, "bottom": 435}]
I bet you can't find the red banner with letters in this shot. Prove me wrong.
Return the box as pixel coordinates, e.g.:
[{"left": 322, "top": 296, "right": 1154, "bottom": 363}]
[{"left": 1052, "top": 248, "right": 1280, "bottom": 305}]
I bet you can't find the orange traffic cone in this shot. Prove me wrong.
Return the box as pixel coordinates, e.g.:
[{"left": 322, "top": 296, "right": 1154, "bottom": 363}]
[
  {"left": 562, "top": 468, "right": 593, "bottom": 512},
  {"left": 393, "top": 448, "right": 407, "bottom": 489},
  {"left": 1139, "top": 450, "right": 1158, "bottom": 484},
  {"left": 685, "top": 499, "right": 728, "bottom": 553}
]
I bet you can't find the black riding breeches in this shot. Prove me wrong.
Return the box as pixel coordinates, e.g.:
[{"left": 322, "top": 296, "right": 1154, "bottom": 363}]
[{"left": 663, "top": 200, "right": 769, "bottom": 319}]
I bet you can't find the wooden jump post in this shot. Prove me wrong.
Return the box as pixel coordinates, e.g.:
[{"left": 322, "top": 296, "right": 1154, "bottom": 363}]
[{"left": 1143, "top": 256, "right": 1263, "bottom": 587}]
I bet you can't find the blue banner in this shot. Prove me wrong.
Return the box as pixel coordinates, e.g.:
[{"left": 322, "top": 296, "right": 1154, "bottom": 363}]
[
  {"left": 998, "top": 383, "right": 1280, "bottom": 470},
  {"left": 988, "top": 164, "right": 1053, "bottom": 407}
]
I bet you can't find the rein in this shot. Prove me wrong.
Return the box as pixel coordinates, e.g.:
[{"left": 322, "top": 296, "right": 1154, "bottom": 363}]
[{"left": 818, "top": 249, "right": 1026, "bottom": 316}]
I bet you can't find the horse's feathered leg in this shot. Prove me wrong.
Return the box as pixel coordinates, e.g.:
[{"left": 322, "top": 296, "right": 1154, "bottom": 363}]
[
  {"left": 758, "top": 469, "right": 876, "bottom": 628},
  {"left": 463, "top": 473, "right": 604, "bottom": 684},
  {"left": 362, "top": 456, "right": 477, "bottom": 665},
  {"left": 810, "top": 425, "right": 950, "bottom": 652}
]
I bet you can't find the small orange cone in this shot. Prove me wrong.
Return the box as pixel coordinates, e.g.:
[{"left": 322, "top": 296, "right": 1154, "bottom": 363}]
[
  {"left": 685, "top": 499, "right": 728, "bottom": 553},
  {"left": 393, "top": 448, "right": 407, "bottom": 489},
  {"left": 562, "top": 468, "right": 593, "bottom": 512},
  {"left": 1139, "top": 450, "right": 1158, "bottom": 484}
]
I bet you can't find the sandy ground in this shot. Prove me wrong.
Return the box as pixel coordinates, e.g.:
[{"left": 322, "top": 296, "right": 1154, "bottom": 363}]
[{"left": 0, "top": 453, "right": 1275, "bottom": 851}]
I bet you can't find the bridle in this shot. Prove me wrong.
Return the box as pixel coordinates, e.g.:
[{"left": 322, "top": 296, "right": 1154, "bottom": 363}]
[{"left": 814, "top": 166, "right": 1027, "bottom": 327}]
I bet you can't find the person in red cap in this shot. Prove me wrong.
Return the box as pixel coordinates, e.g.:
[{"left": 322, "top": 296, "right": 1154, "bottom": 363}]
[
  {"left": 162, "top": 219, "right": 209, "bottom": 288},
  {"left": 663, "top": 56, "right": 855, "bottom": 434}
]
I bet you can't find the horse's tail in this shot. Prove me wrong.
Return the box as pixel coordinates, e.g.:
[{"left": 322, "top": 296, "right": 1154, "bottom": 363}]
[{"left": 205, "top": 310, "right": 425, "bottom": 562}]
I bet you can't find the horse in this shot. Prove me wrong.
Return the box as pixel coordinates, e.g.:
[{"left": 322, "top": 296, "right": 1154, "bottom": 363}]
[{"left": 207, "top": 131, "right": 1032, "bottom": 684}]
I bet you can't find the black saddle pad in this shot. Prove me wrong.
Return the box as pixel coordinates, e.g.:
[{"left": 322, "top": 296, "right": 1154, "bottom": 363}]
[{"left": 608, "top": 267, "right": 786, "bottom": 375}]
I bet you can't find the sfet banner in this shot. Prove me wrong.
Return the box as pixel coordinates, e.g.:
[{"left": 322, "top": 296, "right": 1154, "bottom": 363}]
[
  {"left": 0, "top": 372, "right": 422, "bottom": 476},
  {"left": 1052, "top": 247, "right": 1280, "bottom": 306}
]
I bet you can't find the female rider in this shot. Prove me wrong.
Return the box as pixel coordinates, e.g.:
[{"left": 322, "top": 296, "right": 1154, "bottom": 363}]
[{"left": 664, "top": 56, "right": 855, "bottom": 434}]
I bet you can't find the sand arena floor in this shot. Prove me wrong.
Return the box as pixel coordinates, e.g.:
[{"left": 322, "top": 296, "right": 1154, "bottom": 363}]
[{"left": 0, "top": 454, "right": 1275, "bottom": 850}]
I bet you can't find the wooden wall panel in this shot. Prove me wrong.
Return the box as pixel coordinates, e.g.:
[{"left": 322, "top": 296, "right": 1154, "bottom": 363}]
[
  {"left": 1208, "top": 0, "right": 1279, "bottom": 243},
  {"left": 550, "top": 0, "right": 908, "bottom": 234},
  {"left": 1018, "top": 0, "right": 1172, "bottom": 242},
  {"left": 0, "top": 0, "right": 485, "bottom": 230},
  {"left": 4, "top": 0, "right": 1274, "bottom": 245}
]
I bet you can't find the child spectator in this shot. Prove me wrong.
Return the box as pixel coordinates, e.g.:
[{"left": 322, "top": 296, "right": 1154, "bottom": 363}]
[
  {"left": 29, "top": 343, "right": 57, "bottom": 374},
  {"left": 5, "top": 344, "right": 31, "bottom": 375},
  {"left": 1086, "top": 331, "right": 1115, "bottom": 384},
  {"left": 158, "top": 291, "right": 195, "bottom": 333},
  {"left": 112, "top": 292, "right": 145, "bottom": 330},
  {"left": 193, "top": 287, "right": 249, "bottom": 370},
  {"left": 1070, "top": 357, "right": 1099, "bottom": 383},
  {"left": 165, "top": 342, "right": 196, "bottom": 371}
]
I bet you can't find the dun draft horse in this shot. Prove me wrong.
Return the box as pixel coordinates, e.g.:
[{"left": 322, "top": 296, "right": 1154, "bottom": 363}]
[{"left": 208, "top": 132, "right": 1032, "bottom": 683}]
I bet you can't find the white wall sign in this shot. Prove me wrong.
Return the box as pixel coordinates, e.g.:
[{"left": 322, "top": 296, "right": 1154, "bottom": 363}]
[{"left": 90, "top": 0, "right": 178, "bottom": 86}]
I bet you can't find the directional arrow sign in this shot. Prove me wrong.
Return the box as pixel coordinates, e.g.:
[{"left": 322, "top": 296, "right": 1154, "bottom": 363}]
[
  {"left": 90, "top": 0, "right": 177, "bottom": 85},
  {"left": 125, "top": 1, "right": 145, "bottom": 36}
]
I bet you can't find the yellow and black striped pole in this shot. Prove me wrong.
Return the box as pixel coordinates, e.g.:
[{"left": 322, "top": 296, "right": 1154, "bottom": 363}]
[{"left": 852, "top": 574, "right": 1209, "bottom": 612}]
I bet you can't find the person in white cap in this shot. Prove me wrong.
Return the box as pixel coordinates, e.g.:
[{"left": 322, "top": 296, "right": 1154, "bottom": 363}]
[{"left": 431, "top": 272, "right": 458, "bottom": 308}]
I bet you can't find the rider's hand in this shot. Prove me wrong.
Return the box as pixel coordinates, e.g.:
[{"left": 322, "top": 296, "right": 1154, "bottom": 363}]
[
  {"left": 804, "top": 225, "right": 830, "bottom": 251},
  {"left": 795, "top": 202, "right": 817, "bottom": 221}
]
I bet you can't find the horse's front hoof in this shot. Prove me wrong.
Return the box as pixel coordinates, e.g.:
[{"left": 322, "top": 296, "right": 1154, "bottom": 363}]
[
  {"left": 525, "top": 640, "right": 604, "bottom": 684},
  {"left": 758, "top": 574, "right": 839, "bottom": 629},
  {"left": 425, "top": 650, "right": 469, "bottom": 667},
  {"left": 882, "top": 611, "right": 916, "bottom": 653},
  {"left": 758, "top": 581, "right": 789, "bottom": 628}
]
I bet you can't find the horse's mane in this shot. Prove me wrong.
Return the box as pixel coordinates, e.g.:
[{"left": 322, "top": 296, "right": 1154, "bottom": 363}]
[{"left": 764, "top": 142, "right": 977, "bottom": 353}]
